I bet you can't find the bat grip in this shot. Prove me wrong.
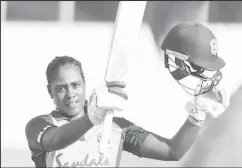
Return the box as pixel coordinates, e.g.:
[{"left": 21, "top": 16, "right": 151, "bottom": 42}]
[{"left": 99, "top": 110, "right": 115, "bottom": 154}]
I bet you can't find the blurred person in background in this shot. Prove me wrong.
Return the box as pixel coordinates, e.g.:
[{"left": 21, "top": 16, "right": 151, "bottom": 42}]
[{"left": 25, "top": 22, "right": 229, "bottom": 167}]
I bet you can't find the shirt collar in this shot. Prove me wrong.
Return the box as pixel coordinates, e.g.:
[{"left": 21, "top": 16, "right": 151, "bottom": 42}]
[
  {"left": 50, "top": 109, "right": 87, "bottom": 122},
  {"left": 50, "top": 110, "right": 71, "bottom": 121},
  {"left": 50, "top": 102, "right": 88, "bottom": 121}
]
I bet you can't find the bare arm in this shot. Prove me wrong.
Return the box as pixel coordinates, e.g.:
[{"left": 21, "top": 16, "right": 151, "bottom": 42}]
[{"left": 140, "top": 118, "right": 201, "bottom": 161}]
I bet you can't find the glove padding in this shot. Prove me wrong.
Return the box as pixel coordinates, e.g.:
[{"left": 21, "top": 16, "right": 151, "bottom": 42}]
[
  {"left": 94, "top": 81, "right": 128, "bottom": 111},
  {"left": 195, "top": 82, "right": 230, "bottom": 118},
  {"left": 185, "top": 80, "right": 230, "bottom": 126},
  {"left": 87, "top": 81, "right": 128, "bottom": 125}
]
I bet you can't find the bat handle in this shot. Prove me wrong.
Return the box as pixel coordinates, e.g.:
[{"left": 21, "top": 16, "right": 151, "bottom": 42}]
[{"left": 99, "top": 109, "right": 115, "bottom": 154}]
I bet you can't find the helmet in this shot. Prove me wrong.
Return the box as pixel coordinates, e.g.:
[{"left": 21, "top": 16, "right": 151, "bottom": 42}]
[{"left": 161, "top": 22, "right": 225, "bottom": 96}]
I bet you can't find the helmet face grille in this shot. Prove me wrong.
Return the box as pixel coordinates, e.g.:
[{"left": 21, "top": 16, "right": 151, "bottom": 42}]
[
  {"left": 178, "top": 79, "right": 213, "bottom": 96},
  {"left": 162, "top": 23, "right": 224, "bottom": 96},
  {"left": 165, "top": 53, "right": 222, "bottom": 96}
]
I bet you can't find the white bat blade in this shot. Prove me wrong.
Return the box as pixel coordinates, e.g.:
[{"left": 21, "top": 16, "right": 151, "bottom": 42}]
[
  {"left": 104, "top": 1, "right": 147, "bottom": 82},
  {"left": 99, "top": 1, "right": 147, "bottom": 154}
]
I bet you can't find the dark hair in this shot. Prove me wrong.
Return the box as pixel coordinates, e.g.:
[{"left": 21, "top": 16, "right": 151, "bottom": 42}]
[{"left": 46, "top": 56, "right": 86, "bottom": 95}]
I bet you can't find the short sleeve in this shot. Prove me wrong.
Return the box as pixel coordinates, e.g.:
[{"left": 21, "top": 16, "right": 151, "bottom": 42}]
[{"left": 25, "top": 115, "right": 56, "bottom": 155}]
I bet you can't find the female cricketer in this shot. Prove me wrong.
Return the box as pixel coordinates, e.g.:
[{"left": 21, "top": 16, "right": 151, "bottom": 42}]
[{"left": 25, "top": 23, "right": 229, "bottom": 167}]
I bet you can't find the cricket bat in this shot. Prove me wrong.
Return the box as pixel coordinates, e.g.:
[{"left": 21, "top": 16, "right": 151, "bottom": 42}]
[{"left": 99, "top": 1, "right": 147, "bottom": 154}]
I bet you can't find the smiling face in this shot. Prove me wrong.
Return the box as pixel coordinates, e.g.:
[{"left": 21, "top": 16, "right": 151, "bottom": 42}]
[{"left": 49, "top": 63, "right": 86, "bottom": 117}]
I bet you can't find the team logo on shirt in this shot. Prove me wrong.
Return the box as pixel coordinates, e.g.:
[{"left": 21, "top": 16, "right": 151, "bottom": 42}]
[{"left": 97, "top": 132, "right": 110, "bottom": 144}]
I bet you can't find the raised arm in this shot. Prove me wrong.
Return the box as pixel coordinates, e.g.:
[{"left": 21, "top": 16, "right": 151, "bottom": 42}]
[
  {"left": 25, "top": 91, "right": 113, "bottom": 153},
  {"left": 25, "top": 114, "right": 94, "bottom": 153},
  {"left": 114, "top": 116, "right": 200, "bottom": 161},
  {"left": 118, "top": 85, "right": 228, "bottom": 161},
  {"left": 140, "top": 118, "right": 201, "bottom": 161}
]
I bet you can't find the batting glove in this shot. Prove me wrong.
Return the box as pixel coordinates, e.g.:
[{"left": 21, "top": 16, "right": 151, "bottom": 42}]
[
  {"left": 195, "top": 81, "right": 230, "bottom": 118},
  {"left": 87, "top": 81, "right": 128, "bottom": 125},
  {"left": 186, "top": 80, "right": 230, "bottom": 126}
]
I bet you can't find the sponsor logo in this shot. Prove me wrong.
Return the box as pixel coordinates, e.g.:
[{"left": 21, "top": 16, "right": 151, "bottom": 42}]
[{"left": 56, "top": 153, "right": 109, "bottom": 167}]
